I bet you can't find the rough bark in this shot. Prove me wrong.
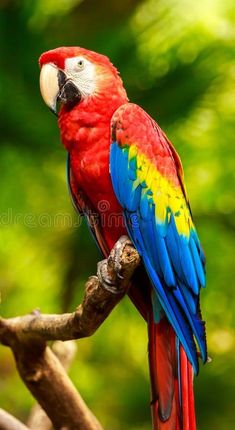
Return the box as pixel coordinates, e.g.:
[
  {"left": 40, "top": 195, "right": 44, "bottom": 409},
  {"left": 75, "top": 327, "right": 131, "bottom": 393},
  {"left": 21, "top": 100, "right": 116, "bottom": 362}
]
[{"left": 0, "top": 237, "right": 140, "bottom": 430}]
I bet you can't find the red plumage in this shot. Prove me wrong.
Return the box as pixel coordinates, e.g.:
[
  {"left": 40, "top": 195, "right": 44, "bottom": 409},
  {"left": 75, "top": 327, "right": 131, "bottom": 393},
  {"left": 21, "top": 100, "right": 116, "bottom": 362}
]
[
  {"left": 149, "top": 317, "right": 196, "bottom": 429},
  {"left": 39, "top": 47, "right": 200, "bottom": 429}
]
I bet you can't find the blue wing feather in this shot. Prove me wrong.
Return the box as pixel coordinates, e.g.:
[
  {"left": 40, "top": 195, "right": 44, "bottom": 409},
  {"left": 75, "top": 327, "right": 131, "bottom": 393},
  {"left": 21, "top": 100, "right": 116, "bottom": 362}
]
[
  {"left": 189, "top": 233, "right": 206, "bottom": 287},
  {"left": 110, "top": 138, "right": 207, "bottom": 373}
]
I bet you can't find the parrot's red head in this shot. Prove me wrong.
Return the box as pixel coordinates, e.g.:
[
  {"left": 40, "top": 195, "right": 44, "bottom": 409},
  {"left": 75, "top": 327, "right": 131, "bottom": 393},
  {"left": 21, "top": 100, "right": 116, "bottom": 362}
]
[{"left": 39, "top": 47, "right": 128, "bottom": 115}]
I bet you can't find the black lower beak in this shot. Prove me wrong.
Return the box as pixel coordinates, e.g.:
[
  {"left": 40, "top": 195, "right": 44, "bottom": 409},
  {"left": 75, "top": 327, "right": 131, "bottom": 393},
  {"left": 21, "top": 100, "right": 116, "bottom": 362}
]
[{"left": 57, "top": 70, "right": 82, "bottom": 111}]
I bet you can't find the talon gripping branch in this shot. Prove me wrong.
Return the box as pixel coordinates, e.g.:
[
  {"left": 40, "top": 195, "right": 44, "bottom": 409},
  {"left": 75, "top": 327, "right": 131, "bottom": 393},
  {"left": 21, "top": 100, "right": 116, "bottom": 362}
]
[{"left": 39, "top": 47, "right": 207, "bottom": 430}]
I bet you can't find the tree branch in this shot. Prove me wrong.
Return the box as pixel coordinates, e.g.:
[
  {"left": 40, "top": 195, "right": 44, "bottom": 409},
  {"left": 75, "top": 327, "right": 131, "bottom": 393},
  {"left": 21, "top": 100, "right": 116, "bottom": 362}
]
[
  {"left": 0, "top": 237, "right": 140, "bottom": 430},
  {"left": 0, "top": 237, "right": 140, "bottom": 344},
  {"left": 27, "top": 340, "right": 77, "bottom": 430},
  {"left": 0, "top": 409, "right": 29, "bottom": 430}
]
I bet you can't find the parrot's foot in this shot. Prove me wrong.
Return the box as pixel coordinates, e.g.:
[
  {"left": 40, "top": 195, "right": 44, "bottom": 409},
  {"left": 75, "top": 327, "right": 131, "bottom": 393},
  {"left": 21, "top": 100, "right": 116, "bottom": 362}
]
[
  {"left": 97, "top": 236, "right": 133, "bottom": 294},
  {"left": 97, "top": 259, "right": 120, "bottom": 294},
  {"left": 109, "top": 235, "right": 132, "bottom": 280}
]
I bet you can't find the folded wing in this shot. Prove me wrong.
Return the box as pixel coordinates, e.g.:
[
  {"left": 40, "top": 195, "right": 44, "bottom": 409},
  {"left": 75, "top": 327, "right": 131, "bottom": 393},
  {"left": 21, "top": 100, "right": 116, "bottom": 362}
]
[{"left": 110, "top": 103, "right": 207, "bottom": 373}]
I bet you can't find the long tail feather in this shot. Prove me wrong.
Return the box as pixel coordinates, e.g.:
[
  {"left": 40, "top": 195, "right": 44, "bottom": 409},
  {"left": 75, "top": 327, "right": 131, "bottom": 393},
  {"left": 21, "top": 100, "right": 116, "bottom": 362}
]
[{"left": 148, "top": 313, "right": 196, "bottom": 430}]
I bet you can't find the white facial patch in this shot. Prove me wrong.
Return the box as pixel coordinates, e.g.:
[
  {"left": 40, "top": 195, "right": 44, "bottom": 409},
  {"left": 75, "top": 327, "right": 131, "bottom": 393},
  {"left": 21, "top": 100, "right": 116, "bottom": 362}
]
[{"left": 64, "top": 56, "right": 96, "bottom": 97}]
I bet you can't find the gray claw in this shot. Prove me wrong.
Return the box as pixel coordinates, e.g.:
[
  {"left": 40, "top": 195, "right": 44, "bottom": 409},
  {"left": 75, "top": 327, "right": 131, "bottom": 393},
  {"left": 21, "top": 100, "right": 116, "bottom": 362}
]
[
  {"left": 111, "top": 235, "right": 132, "bottom": 279},
  {"left": 97, "top": 259, "right": 125, "bottom": 294},
  {"left": 97, "top": 260, "right": 116, "bottom": 292},
  {"left": 97, "top": 236, "right": 133, "bottom": 294}
]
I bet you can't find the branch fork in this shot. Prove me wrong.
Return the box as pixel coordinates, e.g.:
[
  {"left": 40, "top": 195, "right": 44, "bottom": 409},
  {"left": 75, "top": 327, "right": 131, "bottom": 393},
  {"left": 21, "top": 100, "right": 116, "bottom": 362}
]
[{"left": 0, "top": 236, "right": 140, "bottom": 430}]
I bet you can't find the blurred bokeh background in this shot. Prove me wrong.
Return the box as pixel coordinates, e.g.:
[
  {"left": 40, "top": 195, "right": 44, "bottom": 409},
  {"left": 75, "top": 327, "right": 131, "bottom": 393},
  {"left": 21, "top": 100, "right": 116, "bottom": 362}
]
[{"left": 0, "top": 1, "right": 235, "bottom": 429}]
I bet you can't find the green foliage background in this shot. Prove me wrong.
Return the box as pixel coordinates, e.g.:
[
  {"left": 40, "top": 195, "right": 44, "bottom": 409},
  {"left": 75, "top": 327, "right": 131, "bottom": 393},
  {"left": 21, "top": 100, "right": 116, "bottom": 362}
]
[{"left": 0, "top": 1, "right": 235, "bottom": 429}]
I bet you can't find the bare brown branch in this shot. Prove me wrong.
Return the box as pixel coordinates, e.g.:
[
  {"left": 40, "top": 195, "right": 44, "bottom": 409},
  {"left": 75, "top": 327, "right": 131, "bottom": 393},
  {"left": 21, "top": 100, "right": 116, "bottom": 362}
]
[
  {"left": 27, "top": 341, "right": 77, "bottom": 430},
  {"left": 0, "top": 408, "right": 29, "bottom": 430},
  {"left": 0, "top": 237, "right": 140, "bottom": 430},
  {"left": 16, "top": 345, "right": 102, "bottom": 430},
  {"left": 0, "top": 238, "right": 140, "bottom": 344}
]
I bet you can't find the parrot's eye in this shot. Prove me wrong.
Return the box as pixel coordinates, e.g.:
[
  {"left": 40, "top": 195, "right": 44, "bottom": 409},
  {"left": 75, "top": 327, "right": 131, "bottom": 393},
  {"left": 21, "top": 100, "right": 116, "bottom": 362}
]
[{"left": 77, "top": 59, "right": 85, "bottom": 71}]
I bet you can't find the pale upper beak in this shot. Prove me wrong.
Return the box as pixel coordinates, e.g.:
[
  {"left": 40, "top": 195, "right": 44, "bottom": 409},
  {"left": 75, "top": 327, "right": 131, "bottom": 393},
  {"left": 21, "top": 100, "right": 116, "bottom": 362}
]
[
  {"left": 39, "top": 63, "right": 60, "bottom": 115},
  {"left": 40, "top": 63, "right": 82, "bottom": 115}
]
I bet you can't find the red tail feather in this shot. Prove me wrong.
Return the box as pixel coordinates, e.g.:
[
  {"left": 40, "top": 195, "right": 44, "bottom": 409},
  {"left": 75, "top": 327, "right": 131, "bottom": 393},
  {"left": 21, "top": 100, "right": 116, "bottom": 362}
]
[{"left": 148, "top": 315, "right": 196, "bottom": 430}]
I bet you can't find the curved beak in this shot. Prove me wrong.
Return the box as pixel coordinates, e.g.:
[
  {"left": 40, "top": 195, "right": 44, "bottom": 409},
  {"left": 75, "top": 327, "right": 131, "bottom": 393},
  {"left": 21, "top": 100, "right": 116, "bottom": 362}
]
[
  {"left": 40, "top": 63, "right": 82, "bottom": 115},
  {"left": 40, "top": 63, "right": 60, "bottom": 115}
]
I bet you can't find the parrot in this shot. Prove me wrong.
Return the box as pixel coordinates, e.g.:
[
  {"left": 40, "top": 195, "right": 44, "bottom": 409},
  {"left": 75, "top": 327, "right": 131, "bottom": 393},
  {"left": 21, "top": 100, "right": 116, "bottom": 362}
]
[{"left": 39, "top": 46, "right": 207, "bottom": 429}]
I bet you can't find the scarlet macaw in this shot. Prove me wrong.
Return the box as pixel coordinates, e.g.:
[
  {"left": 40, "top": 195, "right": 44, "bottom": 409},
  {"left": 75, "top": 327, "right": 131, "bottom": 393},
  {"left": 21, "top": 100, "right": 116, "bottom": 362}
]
[{"left": 39, "top": 47, "right": 207, "bottom": 429}]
